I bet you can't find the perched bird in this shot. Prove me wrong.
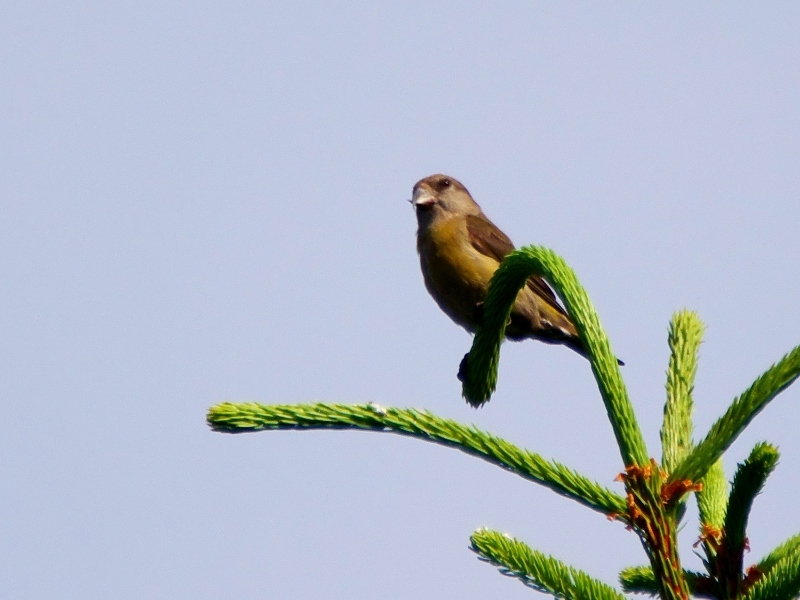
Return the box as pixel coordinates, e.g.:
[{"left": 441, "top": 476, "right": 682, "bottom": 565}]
[{"left": 411, "top": 174, "right": 590, "bottom": 361}]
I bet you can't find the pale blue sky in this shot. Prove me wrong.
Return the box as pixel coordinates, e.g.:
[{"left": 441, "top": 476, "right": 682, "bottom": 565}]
[{"left": 2, "top": 3, "right": 799, "bottom": 599}]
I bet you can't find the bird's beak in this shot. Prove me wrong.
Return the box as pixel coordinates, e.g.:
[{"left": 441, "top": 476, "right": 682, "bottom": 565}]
[{"left": 411, "top": 187, "right": 436, "bottom": 207}]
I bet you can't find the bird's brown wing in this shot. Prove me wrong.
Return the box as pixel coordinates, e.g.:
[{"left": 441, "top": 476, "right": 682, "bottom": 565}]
[
  {"left": 465, "top": 213, "right": 569, "bottom": 317},
  {"left": 465, "top": 213, "right": 515, "bottom": 261}
]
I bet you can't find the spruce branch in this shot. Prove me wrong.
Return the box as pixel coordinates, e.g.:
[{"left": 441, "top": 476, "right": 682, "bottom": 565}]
[
  {"left": 670, "top": 344, "right": 800, "bottom": 484},
  {"left": 471, "top": 528, "right": 625, "bottom": 600},
  {"left": 461, "top": 245, "right": 648, "bottom": 468},
  {"left": 619, "top": 566, "right": 714, "bottom": 598},
  {"left": 744, "top": 552, "right": 800, "bottom": 600},
  {"left": 758, "top": 533, "right": 800, "bottom": 575},
  {"left": 620, "top": 565, "right": 662, "bottom": 596},
  {"left": 725, "top": 443, "right": 779, "bottom": 559},
  {"left": 697, "top": 458, "right": 728, "bottom": 530},
  {"left": 620, "top": 461, "right": 692, "bottom": 600},
  {"left": 207, "top": 402, "right": 627, "bottom": 517},
  {"left": 696, "top": 459, "right": 728, "bottom": 593},
  {"left": 206, "top": 229, "right": 800, "bottom": 600},
  {"left": 712, "top": 443, "right": 780, "bottom": 600},
  {"left": 662, "top": 310, "right": 705, "bottom": 473}
]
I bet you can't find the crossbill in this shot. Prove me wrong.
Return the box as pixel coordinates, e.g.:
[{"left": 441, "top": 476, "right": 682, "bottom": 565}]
[{"left": 411, "top": 174, "right": 590, "bottom": 360}]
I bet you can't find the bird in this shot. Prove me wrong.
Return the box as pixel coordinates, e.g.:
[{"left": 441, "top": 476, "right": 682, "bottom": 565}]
[{"left": 411, "top": 173, "right": 592, "bottom": 362}]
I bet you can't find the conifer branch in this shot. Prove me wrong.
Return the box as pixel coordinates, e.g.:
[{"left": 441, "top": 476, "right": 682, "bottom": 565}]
[
  {"left": 471, "top": 528, "right": 625, "bottom": 600},
  {"left": 207, "top": 402, "right": 627, "bottom": 517},
  {"left": 619, "top": 566, "right": 713, "bottom": 598},
  {"left": 697, "top": 458, "right": 728, "bottom": 530},
  {"left": 744, "top": 552, "right": 800, "bottom": 600},
  {"left": 725, "top": 443, "right": 779, "bottom": 558},
  {"left": 620, "top": 565, "right": 662, "bottom": 596},
  {"left": 620, "top": 461, "right": 691, "bottom": 600},
  {"left": 670, "top": 344, "right": 800, "bottom": 484},
  {"left": 714, "top": 443, "right": 780, "bottom": 600},
  {"left": 696, "top": 459, "right": 727, "bottom": 582},
  {"left": 758, "top": 533, "right": 800, "bottom": 575},
  {"left": 461, "top": 245, "right": 648, "bottom": 467},
  {"left": 662, "top": 310, "right": 704, "bottom": 473},
  {"left": 205, "top": 237, "right": 800, "bottom": 600}
]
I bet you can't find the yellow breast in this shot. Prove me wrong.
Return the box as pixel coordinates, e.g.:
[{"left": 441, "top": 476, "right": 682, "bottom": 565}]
[{"left": 417, "top": 217, "right": 499, "bottom": 331}]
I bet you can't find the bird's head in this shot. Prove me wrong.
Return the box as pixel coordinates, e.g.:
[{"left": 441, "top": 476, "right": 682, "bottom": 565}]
[{"left": 411, "top": 174, "right": 481, "bottom": 229}]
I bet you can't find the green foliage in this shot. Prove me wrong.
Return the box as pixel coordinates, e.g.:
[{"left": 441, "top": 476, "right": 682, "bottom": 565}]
[
  {"left": 619, "top": 566, "right": 712, "bottom": 598},
  {"left": 471, "top": 529, "right": 625, "bottom": 600},
  {"left": 461, "top": 245, "right": 648, "bottom": 468},
  {"left": 662, "top": 310, "right": 704, "bottom": 473},
  {"left": 208, "top": 246, "right": 800, "bottom": 600},
  {"left": 745, "top": 553, "right": 800, "bottom": 600},
  {"left": 670, "top": 344, "right": 800, "bottom": 484},
  {"left": 758, "top": 533, "right": 800, "bottom": 575},
  {"left": 207, "top": 402, "right": 627, "bottom": 516},
  {"left": 697, "top": 458, "right": 728, "bottom": 529},
  {"left": 725, "top": 443, "right": 779, "bottom": 554},
  {"left": 620, "top": 565, "right": 662, "bottom": 595},
  {"left": 702, "top": 444, "right": 782, "bottom": 600}
]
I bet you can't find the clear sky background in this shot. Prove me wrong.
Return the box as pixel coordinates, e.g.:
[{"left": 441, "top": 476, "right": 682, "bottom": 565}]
[{"left": 2, "top": 3, "right": 799, "bottom": 599}]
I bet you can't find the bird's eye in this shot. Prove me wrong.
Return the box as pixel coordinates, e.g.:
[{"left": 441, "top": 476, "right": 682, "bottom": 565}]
[{"left": 442, "top": 179, "right": 451, "bottom": 187}]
